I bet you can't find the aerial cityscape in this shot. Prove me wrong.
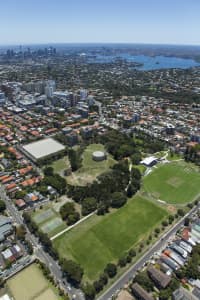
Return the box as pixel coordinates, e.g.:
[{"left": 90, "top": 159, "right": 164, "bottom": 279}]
[{"left": 0, "top": 1, "right": 200, "bottom": 300}]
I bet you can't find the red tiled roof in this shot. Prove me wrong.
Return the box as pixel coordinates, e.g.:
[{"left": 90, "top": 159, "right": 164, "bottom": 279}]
[
  {"left": 15, "top": 199, "right": 26, "bottom": 207},
  {"left": 6, "top": 183, "right": 17, "bottom": 190},
  {"left": 2, "top": 176, "right": 14, "bottom": 184},
  {"left": 19, "top": 166, "right": 32, "bottom": 175}
]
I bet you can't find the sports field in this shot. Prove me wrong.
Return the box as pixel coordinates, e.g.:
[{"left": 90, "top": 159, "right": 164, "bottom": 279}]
[
  {"left": 7, "top": 264, "right": 59, "bottom": 300},
  {"left": 143, "top": 161, "right": 200, "bottom": 204},
  {"left": 53, "top": 196, "right": 167, "bottom": 280},
  {"left": 32, "top": 202, "right": 67, "bottom": 237},
  {"left": 67, "top": 143, "right": 116, "bottom": 186}
]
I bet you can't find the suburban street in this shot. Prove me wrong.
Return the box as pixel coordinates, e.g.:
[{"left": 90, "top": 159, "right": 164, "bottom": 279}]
[
  {"left": 0, "top": 185, "right": 84, "bottom": 300},
  {"left": 98, "top": 204, "right": 199, "bottom": 300}
]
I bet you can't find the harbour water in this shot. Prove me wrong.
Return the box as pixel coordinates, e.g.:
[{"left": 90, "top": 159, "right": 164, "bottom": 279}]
[{"left": 87, "top": 54, "right": 200, "bottom": 70}]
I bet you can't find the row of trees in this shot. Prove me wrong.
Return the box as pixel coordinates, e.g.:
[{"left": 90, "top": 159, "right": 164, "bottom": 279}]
[
  {"left": 83, "top": 248, "right": 137, "bottom": 299},
  {"left": 15, "top": 224, "right": 33, "bottom": 254},
  {"left": 37, "top": 260, "right": 69, "bottom": 300},
  {"left": 60, "top": 259, "right": 84, "bottom": 287},
  {"left": 23, "top": 212, "right": 58, "bottom": 259},
  {"left": 22, "top": 211, "right": 84, "bottom": 289}
]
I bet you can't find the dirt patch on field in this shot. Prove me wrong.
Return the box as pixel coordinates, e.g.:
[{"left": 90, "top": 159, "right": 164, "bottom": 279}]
[
  {"left": 167, "top": 177, "right": 183, "bottom": 188},
  {"left": 167, "top": 205, "right": 176, "bottom": 213}
]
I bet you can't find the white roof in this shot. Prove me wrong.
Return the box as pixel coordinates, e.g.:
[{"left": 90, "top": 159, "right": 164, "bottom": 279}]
[
  {"left": 13, "top": 244, "right": 21, "bottom": 252},
  {"left": 2, "top": 248, "right": 13, "bottom": 259},
  {"left": 22, "top": 138, "right": 65, "bottom": 159},
  {"left": 93, "top": 151, "right": 105, "bottom": 157},
  {"left": 141, "top": 156, "right": 157, "bottom": 166},
  {"left": 0, "top": 295, "right": 11, "bottom": 300},
  {"left": 193, "top": 279, "right": 200, "bottom": 289}
]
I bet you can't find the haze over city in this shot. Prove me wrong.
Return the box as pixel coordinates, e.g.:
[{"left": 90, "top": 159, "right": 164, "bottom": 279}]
[{"left": 0, "top": 0, "right": 200, "bottom": 45}]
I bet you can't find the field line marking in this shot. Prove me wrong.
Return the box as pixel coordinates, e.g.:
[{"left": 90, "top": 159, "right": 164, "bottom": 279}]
[{"left": 50, "top": 211, "right": 96, "bottom": 240}]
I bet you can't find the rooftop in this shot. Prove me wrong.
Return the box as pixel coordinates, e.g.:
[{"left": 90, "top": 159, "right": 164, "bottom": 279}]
[
  {"left": 147, "top": 265, "right": 171, "bottom": 288},
  {"left": 22, "top": 138, "right": 65, "bottom": 160}
]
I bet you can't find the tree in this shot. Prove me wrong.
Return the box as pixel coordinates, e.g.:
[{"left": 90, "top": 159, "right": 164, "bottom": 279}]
[
  {"left": 162, "top": 220, "right": 168, "bottom": 227},
  {"left": 126, "top": 184, "right": 135, "bottom": 198},
  {"left": 25, "top": 240, "right": 33, "bottom": 255},
  {"left": 126, "top": 183, "right": 138, "bottom": 198},
  {"left": 15, "top": 190, "right": 27, "bottom": 199},
  {"left": 126, "top": 254, "right": 132, "bottom": 263},
  {"left": 131, "top": 153, "right": 142, "bottom": 165},
  {"left": 168, "top": 215, "right": 174, "bottom": 224},
  {"left": 43, "top": 174, "right": 66, "bottom": 194},
  {"left": 159, "top": 289, "right": 172, "bottom": 300},
  {"left": 97, "top": 203, "right": 108, "bottom": 215},
  {"left": 116, "top": 144, "right": 134, "bottom": 159},
  {"left": 68, "top": 149, "right": 82, "bottom": 172},
  {"left": 0, "top": 200, "right": 6, "bottom": 212},
  {"left": 104, "top": 263, "right": 117, "bottom": 278},
  {"left": 111, "top": 192, "right": 127, "bottom": 208},
  {"left": 82, "top": 197, "right": 97, "bottom": 215},
  {"left": 38, "top": 185, "right": 48, "bottom": 195},
  {"left": 99, "top": 273, "right": 108, "bottom": 286},
  {"left": 43, "top": 166, "right": 54, "bottom": 176},
  {"left": 131, "top": 168, "right": 142, "bottom": 181},
  {"left": 38, "top": 232, "right": 52, "bottom": 250},
  {"left": 93, "top": 280, "right": 104, "bottom": 293},
  {"left": 82, "top": 282, "right": 96, "bottom": 300},
  {"left": 118, "top": 255, "right": 127, "bottom": 267},
  {"left": 67, "top": 212, "right": 80, "bottom": 225},
  {"left": 16, "top": 225, "right": 26, "bottom": 240},
  {"left": 155, "top": 228, "right": 160, "bottom": 234},
  {"left": 184, "top": 217, "right": 190, "bottom": 227},
  {"left": 177, "top": 209, "right": 185, "bottom": 217},
  {"left": 60, "top": 202, "right": 80, "bottom": 225},
  {"left": 61, "top": 259, "right": 83, "bottom": 286},
  {"left": 60, "top": 202, "right": 75, "bottom": 220},
  {"left": 0, "top": 277, "right": 4, "bottom": 288},
  {"left": 187, "top": 203, "right": 194, "bottom": 209},
  {"left": 129, "top": 249, "right": 136, "bottom": 257}
]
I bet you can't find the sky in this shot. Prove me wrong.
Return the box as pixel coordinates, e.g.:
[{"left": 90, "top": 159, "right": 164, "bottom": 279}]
[{"left": 0, "top": 0, "right": 200, "bottom": 45}]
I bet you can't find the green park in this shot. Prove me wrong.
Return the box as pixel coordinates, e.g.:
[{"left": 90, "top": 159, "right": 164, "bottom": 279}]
[
  {"left": 53, "top": 195, "right": 168, "bottom": 281},
  {"left": 66, "top": 143, "right": 116, "bottom": 186}
]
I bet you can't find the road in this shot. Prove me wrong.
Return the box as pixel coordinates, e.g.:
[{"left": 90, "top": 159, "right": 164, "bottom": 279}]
[
  {"left": 98, "top": 205, "right": 199, "bottom": 300},
  {"left": 0, "top": 186, "right": 84, "bottom": 300}
]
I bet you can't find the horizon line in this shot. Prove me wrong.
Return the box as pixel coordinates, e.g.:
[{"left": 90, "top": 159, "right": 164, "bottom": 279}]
[{"left": 0, "top": 42, "right": 200, "bottom": 47}]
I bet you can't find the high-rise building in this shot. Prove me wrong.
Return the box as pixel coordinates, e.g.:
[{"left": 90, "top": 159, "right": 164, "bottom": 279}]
[
  {"left": 0, "top": 92, "right": 6, "bottom": 106},
  {"left": 80, "top": 89, "right": 88, "bottom": 101},
  {"left": 45, "top": 80, "right": 56, "bottom": 98}
]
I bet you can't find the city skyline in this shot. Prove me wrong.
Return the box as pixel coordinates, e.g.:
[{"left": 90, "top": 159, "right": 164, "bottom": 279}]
[{"left": 0, "top": 0, "right": 200, "bottom": 45}]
